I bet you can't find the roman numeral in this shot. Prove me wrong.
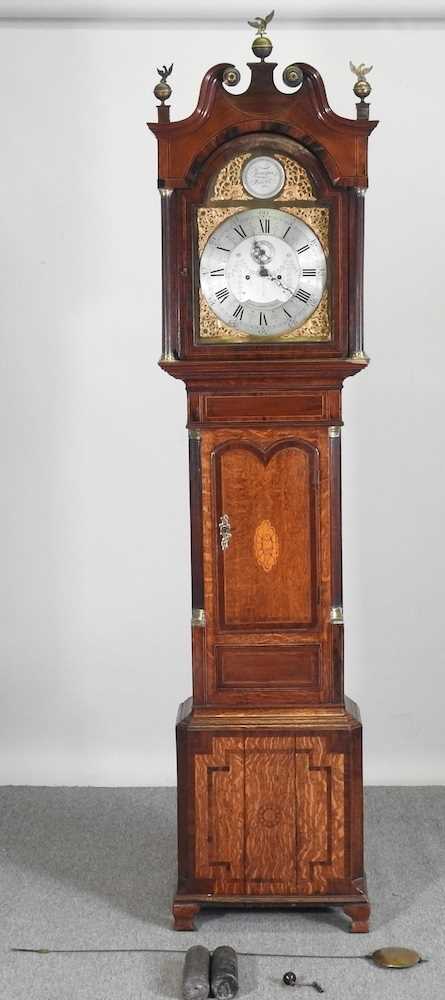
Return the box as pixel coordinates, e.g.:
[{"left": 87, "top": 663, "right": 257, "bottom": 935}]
[
  {"left": 302, "top": 268, "right": 317, "bottom": 276},
  {"left": 283, "top": 307, "right": 292, "bottom": 319},
  {"left": 294, "top": 288, "right": 311, "bottom": 303},
  {"left": 259, "top": 218, "right": 270, "bottom": 234},
  {"left": 297, "top": 244, "right": 310, "bottom": 255},
  {"left": 233, "top": 304, "right": 244, "bottom": 320},
  {"left": 215, "top": 287, "right": 230, "bottom": 303},
  {"left": 233, "top": 224, "right": 247, "bottom": 239},
  {"left": 210, "top": 268, "right": 224, "bottom": 276},
  {"left": 259, "top": 312, "right": 268, "bottom": 326},
  {"left": 216, "top": 246, "right": 230, "bottom": 252},
  {"left": 282, "top": 225, "right": 292, "bottom": 239}
]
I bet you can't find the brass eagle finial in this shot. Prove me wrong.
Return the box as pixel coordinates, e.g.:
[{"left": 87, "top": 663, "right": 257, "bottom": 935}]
[
  {"left": 157, "top": 63, "right": 173, "bottom": 85},
  {"left": 248, "top": 10, "right": 274, "bottom": 60},
  {"left": 350, "top": 61, "right": 373, "bottom": 83},
  {"left": 350, "top": 61, "right": 373, "bottom": 118},
  {"left": 153, "top": 63, "right": 173, "bottom": 108},
  {"left": 247, "top": 9, "right": 274, "bottom": 34}
]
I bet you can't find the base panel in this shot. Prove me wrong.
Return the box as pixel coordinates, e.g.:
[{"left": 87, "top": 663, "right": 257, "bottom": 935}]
[{"left": 174, "top": 700, "right": 369, "bottom": 933}]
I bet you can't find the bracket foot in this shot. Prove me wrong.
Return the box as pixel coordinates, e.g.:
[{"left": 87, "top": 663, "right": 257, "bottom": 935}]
[{"left": 172, "top": 901, "right": 200, "bottom": 931}]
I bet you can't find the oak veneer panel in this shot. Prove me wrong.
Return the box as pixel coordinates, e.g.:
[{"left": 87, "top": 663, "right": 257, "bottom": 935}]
[
  {"left": 200, "top": 428, "right": 334, "bottom": 707},
  {"left": 192, "top": 733, "right": 347, "bottom": 898},
  {"left": 194, "top": 736, "right": 244, "bottom": 894},
  {"left": 215, "top": 441, "right": 318, "bottom": 629},
  {"left": 215, "top": 643, "right": 320, "bottom": 689},
  {"left": 295, "top": 736, "right": 345, "bottom": 894},
  {"left": 245, "top": 736, "right": 296, "bottom": 893}
]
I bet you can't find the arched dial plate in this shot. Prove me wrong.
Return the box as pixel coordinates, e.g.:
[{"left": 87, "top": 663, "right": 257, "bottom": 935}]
[{"left": 199, "top": 207, "right": 327, "bottom": 338}]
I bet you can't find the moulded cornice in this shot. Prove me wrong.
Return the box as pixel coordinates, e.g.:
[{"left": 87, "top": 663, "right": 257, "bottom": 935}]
[{"left": 148, "top": 62, "right": 378, "bottom": 189}]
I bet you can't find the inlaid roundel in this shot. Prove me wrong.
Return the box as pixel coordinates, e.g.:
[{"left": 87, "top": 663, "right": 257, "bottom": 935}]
[{"left": 214, "top": 439, "right": 319, "bottom": 630}]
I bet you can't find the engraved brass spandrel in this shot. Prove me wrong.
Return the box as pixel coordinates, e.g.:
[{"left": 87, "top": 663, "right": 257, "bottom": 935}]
[
  {"left": 275, "top": 155, "right": 315, "bottom": 202},
  {"left": 199, "top": 292, "right": 252, "bottom": 342},
  {"left": 278, "top": 289, "right": 330, "bottom": 342},
  {"left": 284, "top": 206, "right": 329, "bottom": 255},
  {"left": 197, "top": 207, "right": 241, "bottom": 254}
]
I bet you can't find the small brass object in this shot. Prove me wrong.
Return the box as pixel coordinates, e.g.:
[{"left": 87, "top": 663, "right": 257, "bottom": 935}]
[
  {"left": 330, "top": 606, "right": 343, "bottom": 624},
  {"left": 328, "top": 425, "right": 341, "bottom": 438},
  {"left": 219, "top": 513, "right": 232, "bottom": 551},
  {"left": 370, "top": 947, "right": 424, "bottom": 969},
  {"left": 248, "top": 10, "right": 274, "bottom": 61},
  {"left": 191, "top": 608, "right": 206, "bottom": 627},
  {"left": 223, "top": 66, "right": 241, "bottom": 88},
  {"left": 283, "top": 63, "right": 303, "bottom": 89},
  {"left": 154, "top": 63, "right": 173, "bottom": 105}
]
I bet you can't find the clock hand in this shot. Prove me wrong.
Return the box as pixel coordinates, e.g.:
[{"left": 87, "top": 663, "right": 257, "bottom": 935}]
[{"left": 258, "top": 268, "right": 294, "bottom": 296}]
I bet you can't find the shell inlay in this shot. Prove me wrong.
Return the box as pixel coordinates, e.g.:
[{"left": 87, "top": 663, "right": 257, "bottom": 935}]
[{"left": 254, "top": 519, "right": 279, "bottom": 573}]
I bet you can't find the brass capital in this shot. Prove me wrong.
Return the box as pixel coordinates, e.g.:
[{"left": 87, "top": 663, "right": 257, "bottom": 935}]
[
  {"left": 330, "top": 606, "right": 344, "bottom": 624},
  {"left": 191, "top": 608, "right": 206, "bottom": 627}
]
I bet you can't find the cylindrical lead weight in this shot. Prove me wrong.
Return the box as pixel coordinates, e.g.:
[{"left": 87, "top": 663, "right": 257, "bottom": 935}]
[
  {"left": 182, "top": 945, "right": 211, "bottom": 1000},
  {"left": 210, "top": 946, "right": 239, "bottom": 999}
]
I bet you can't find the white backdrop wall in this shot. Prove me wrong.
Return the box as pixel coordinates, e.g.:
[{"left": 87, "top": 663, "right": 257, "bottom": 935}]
[{"left": 1, "top": 13, "right": 444, "bottom": 786}]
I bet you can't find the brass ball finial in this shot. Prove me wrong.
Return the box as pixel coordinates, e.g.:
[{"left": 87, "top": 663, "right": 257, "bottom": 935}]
[
  {"left": 154, "top": 63, "right": 173, "bottom": 105},
  {"left": 283, "top": 63, "right": 304, "bottom": 88},
  {"left": 350, "top": 61, "right": 373, "bottom": 118},
  {"left": 223, "top": 66, "right": 241, "bottom": 88},
  {"left": 248, "top": 9, "right": 274, "bottom": 61}
]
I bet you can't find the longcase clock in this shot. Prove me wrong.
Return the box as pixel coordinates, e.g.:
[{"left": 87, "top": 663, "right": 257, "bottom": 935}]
[{"left": 148, "top": 22, "right": 377, "bottom": 933}]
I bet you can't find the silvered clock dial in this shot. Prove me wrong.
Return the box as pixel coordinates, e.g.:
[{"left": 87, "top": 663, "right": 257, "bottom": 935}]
[{"left": 199, "top": 207, "right": 327, "bottom": 337}]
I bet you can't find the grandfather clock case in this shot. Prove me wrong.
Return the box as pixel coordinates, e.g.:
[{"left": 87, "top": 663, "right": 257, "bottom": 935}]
[{"left": 149, "top": 37, "right": 377, "bottom": 933}]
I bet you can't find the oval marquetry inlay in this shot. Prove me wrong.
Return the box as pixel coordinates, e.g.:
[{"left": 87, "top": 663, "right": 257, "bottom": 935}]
[{"left": 254, "top": 519, "right": 279, "bottom": 573}]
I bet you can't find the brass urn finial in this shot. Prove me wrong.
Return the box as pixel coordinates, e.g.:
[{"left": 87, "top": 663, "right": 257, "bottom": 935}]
[
  {"left": 248, "top": 10, "right": 274, "bottom": 61},
  {"left": 350, "top": 61, "right": 373, "bottom": 119},
  {"left": 154, "top": 63, "right": 173, "bottom": 106}
]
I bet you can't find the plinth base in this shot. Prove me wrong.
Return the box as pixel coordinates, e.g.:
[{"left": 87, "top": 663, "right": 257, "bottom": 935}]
[
  {"left": 173, "top": 698, "right": 370, "bottom": 933},
  {"left": 172, "top": 893, "right": 370, "bottom": 933}
]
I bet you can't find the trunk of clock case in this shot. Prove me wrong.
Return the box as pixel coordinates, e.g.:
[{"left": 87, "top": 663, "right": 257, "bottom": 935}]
[{"left": 188, "top": 389, "right": 344, "bottom": 709}]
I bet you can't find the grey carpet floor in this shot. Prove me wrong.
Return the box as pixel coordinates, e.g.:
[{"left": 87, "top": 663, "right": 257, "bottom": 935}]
[{"left": 0, "top": 787, "right": 444, "bottom": 1000}]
